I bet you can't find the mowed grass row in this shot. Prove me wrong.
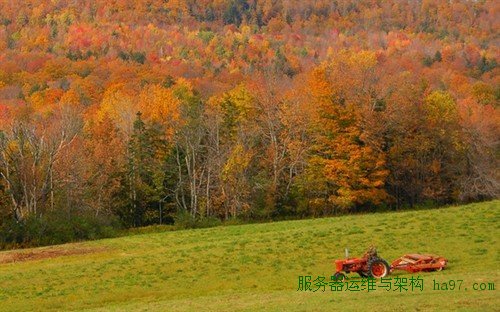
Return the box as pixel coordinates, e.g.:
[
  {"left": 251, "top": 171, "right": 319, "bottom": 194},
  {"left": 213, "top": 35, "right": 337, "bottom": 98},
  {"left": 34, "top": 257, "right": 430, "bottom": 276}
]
[{"left": 0, "top": 201, "right": 498, "bottom": 311}]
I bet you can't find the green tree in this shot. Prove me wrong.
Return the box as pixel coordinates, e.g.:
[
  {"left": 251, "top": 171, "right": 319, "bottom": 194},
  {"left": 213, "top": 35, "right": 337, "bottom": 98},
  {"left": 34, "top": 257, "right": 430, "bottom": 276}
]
[{"left": 121, "top": 112, "right": 166, "bottom": 227}]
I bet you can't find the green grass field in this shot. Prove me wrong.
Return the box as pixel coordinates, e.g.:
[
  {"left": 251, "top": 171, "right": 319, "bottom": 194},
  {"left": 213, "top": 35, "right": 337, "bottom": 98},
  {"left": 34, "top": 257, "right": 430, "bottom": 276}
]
[{"left": 0, "top": 201, "right": 498, "bottom": 311}]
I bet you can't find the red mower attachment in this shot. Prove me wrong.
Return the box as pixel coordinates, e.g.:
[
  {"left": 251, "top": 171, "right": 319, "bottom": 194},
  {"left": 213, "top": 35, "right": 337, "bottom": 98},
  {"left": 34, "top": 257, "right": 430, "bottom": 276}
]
[{"left": 390, "top": 254, "right": 447, "bottom": 273}]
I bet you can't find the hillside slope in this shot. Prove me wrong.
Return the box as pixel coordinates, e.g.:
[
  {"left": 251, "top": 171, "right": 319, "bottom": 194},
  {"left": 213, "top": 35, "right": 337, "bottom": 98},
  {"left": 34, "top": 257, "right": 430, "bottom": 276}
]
[{"left": 0, "top": 201, "right": 499, "bottom": 311}]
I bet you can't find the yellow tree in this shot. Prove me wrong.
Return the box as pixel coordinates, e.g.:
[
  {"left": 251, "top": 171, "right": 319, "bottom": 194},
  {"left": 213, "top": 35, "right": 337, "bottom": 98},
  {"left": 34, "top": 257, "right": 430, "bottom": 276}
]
[
  {"left": 421, "top": 90, "right": 464, "bottom": 202},
  {"left": 138, "top": 84, "right": 181, "bottom": 139},
  {"left": 303, "top": 63, "right": 388, "bottom": 213},
  {"left": 204, "top": 83, "right": 257, "bottom": 219},
  {"left": 96, "top": 83, "right": 139, "bottom": 137},
  {"left": 83, "top": 113, "right": 125, "bottom": 217}
]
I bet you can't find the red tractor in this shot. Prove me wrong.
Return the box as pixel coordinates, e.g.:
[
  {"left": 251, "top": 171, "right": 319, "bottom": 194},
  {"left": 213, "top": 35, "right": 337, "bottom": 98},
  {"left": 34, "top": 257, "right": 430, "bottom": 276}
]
[
  {"left": 333, "top": 247, "right": 447, "bottom": 280},
  {"left": 333, "top": 247, "right": 390, "bottom": 280}
]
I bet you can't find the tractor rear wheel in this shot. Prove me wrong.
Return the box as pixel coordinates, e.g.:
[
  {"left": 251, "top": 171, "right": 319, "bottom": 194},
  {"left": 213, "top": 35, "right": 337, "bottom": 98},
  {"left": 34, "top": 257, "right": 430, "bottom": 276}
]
[{"left": 367, "top": 258, "right": 390, "bottom": 278}]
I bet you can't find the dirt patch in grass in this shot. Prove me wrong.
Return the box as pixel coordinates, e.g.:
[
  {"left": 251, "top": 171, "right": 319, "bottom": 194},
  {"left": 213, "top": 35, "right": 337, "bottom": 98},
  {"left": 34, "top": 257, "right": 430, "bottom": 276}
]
[{"left": 0, "top": 246, "right": 109, "bottom": 264}]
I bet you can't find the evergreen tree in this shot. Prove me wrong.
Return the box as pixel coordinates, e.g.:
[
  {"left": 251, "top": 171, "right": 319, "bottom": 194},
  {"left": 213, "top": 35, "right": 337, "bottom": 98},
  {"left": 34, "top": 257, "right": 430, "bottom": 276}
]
[{"left": 124, "top": 112, "right": 167, "bottom": 227}]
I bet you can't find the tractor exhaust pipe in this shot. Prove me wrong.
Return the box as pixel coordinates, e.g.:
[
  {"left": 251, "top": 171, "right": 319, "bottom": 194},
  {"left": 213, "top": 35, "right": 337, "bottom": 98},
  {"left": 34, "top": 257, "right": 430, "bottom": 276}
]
[{"left": 345, "top": 248, "right": 349, "bottom": 259}]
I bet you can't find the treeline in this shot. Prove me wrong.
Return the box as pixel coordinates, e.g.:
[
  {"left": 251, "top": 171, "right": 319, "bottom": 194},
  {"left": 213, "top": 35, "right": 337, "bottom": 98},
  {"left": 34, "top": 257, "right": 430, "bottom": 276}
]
[{"left": 0, "top": 0, "right": 498, "bottom": 248}]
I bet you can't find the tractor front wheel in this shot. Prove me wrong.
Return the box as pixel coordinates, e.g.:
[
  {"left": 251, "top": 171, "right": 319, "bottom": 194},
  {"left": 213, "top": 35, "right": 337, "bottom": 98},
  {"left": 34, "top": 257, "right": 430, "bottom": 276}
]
[
  {"left": 367, "top": 258, "right": 390, "bottom": 278},
  {"left": 358, "top": 271, "right": 369, "bottom": 278},
  {"left": 333, "top": 272, "right": 347, "bottom": 282}
]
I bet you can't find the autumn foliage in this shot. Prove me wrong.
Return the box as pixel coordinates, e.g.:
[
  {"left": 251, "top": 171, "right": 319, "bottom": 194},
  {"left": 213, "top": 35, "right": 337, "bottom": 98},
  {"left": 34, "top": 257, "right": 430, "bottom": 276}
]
[{"left": 0, "top": 0, "right": 498, "bottom": 246}]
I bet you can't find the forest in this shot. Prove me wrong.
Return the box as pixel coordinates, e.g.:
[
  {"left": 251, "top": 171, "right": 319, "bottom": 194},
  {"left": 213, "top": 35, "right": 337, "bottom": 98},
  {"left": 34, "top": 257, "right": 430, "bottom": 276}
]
[{"left": 0, "top": 0, "right": 498, "bottom": 247}]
